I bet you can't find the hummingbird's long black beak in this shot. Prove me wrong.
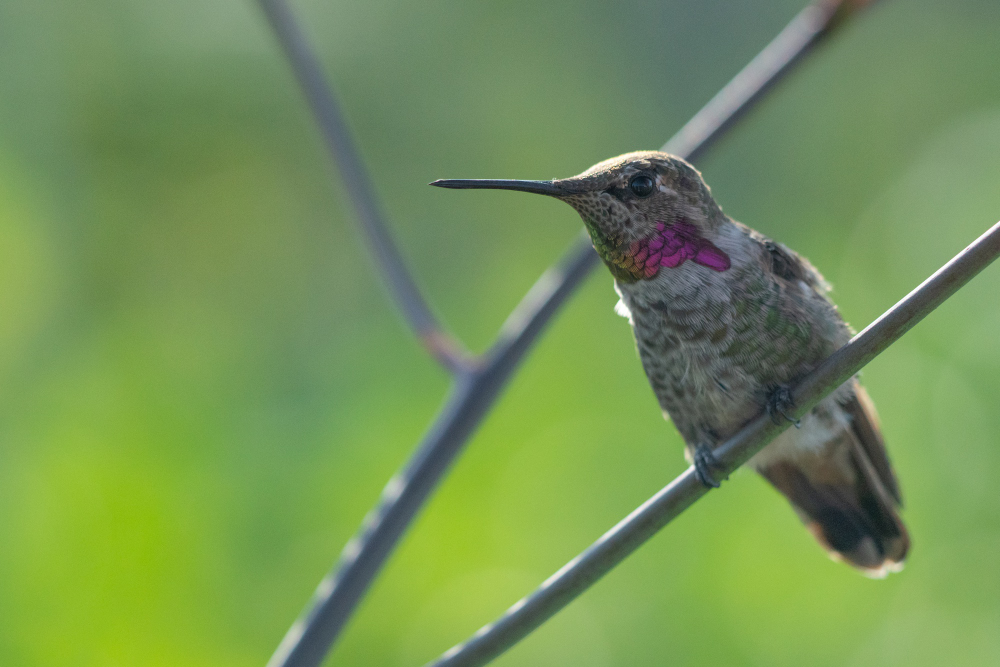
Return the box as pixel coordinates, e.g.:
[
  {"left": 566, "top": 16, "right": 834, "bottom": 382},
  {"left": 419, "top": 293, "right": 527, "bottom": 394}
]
[{"left": 430, "top": 179, "right": 567, "bottom": 197}]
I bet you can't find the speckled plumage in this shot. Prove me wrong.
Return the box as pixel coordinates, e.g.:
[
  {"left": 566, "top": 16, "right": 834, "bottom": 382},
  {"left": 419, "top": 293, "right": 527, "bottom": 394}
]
[
  {"left": 434, "top": 151, "right": 909, "bottom": 575},
  {"left": 614, "top": 218, "right": 844, "bottom": 446}
]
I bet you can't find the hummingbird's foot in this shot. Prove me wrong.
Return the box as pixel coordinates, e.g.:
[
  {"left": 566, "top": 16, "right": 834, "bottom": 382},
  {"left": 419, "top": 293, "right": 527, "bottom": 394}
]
[
  {"left": 766, "top": 385, "right": 801, "bottom": 428},
  {"left": 693, "top": 444, "right": 726, "bottom": 488}
]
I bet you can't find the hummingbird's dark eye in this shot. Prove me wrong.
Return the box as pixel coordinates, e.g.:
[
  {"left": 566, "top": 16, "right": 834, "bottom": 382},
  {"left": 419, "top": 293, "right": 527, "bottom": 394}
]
[{"left": 628, "top": 174, "right": 655, "bottom": 198}]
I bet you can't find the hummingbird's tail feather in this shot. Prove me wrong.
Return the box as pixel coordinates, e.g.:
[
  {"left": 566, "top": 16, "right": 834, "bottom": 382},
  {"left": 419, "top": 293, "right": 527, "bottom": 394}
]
[{"left": 759, "top": 435, "right": 909, "bottom": 577}]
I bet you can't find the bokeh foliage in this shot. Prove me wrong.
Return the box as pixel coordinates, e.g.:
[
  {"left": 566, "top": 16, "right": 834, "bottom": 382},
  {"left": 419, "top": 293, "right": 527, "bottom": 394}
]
[{"left": 1, "top": 0, "right": 1000, "bottom": 665}]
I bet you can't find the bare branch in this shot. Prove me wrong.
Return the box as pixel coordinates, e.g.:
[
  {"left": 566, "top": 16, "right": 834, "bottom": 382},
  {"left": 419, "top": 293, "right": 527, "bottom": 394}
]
[
  {"left": 257, "top": 0, "right": 471, "bottom": 373},
  {"left": 262, "top": 1, "right": 884, "bottom": 666},
  {"left": 429, "top": 220, "right": 1000, "bottom": 667},
  {"left": 485, "top": 231, "right": 598, "bottom": 366},
  {"left": 663, "top": 0, "right": 878, "bottom": 160},
  {"left": 268, "top": 376, "right": 481, "bottom": 667},
  {"left": 265, "top": 239, "right": 600, "bottom": 667}
]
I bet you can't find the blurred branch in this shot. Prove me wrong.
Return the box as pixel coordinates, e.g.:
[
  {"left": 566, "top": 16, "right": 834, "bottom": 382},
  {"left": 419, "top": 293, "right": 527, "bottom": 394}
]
[
  {"left": 265, "top": 232, "right": 600, "bottom": 667},
  {"left": 429, "top": 220, "right": 1000, "bottom": 667},
  {"left": 663, "top": 0, "right": 875, "bottom": 160},
  {"left": 257, "top": 0, "right": 471, "bottom": 373},
  {"left": 259, "top": 1, "right": 882, "bottom": 666}
]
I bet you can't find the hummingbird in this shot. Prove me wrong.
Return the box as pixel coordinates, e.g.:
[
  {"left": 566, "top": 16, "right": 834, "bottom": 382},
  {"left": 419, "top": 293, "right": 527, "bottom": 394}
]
[{"left": 432, "top": 151, "right": 909, "bottom": 576}]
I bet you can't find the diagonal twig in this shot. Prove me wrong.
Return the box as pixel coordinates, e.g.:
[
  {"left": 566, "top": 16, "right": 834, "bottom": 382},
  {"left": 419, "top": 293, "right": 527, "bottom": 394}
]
[
  {"left": 260, "top": 1, "right": 883, "bottom": 665},
  {"left": 429, "top": 220, "right": 1000, "bottom": 667},
  {"left": 265, "top": 233, "right": 599, "bottom": 667},
  {"left": 257, "top": 0, "right": 471, "bottom": 373},
  {"left": 663, "top": 0, "right": 872, "bottom": 159}
]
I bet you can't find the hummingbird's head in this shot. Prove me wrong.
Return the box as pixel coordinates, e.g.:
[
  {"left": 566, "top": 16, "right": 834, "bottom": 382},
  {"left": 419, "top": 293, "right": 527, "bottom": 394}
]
[{"left": 432, "top": 151, "right": 731, "bottom": 283}]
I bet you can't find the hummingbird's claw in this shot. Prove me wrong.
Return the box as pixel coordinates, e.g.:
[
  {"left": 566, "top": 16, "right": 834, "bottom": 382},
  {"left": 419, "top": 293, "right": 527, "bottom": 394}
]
[
  {"left": 767, "top": 385, "right": 801, "bottom": 428},
  {"left": 693, "top": 443, "right": 725, "bottom": 488}
]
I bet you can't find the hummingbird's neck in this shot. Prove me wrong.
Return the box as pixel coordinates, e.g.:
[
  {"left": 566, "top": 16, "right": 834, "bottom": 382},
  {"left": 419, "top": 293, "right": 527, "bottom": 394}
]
[{"left": 588, "top": 218, "right": 731, "bottom": 284}]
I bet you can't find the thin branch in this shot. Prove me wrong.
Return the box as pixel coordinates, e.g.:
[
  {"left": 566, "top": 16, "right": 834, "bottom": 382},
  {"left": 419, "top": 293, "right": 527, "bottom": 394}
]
[
  {"left": 257, "top": 0, "right": 471, "bottom": 373},
  {"left": 262, "top": 1, "right": 882, "bottom": 666},
  {"left": 662, "top": 0, "right": 873, "bottom": 160},
  {"left": 265, "top": 235, "right": 599, "bottom": 667},
  {"left": 485, "top": 231, "right": 598, "bottom": 365},
  {"left": 429, "top": 220, "right": 1000, "bottom": 667}
]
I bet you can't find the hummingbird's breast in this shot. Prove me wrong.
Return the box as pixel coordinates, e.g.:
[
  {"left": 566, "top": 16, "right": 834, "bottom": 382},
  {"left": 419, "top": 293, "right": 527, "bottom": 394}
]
[{"left": 615, "top": 221, "right": 851, "bottom": 446}]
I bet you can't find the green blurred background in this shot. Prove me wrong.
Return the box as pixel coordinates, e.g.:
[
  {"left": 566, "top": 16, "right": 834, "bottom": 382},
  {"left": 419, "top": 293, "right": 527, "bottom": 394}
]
[{"left": 1, "top": 0, "right": 1000, "bottom": 665}]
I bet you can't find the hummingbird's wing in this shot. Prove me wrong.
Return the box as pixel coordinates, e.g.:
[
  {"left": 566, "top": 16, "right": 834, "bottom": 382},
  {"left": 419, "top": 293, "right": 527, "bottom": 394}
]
[
  {"left": 753, "top": 233, "right": 832, "bottom": 294},
  {"left": 838, "top": 383, "right": 903, "bottom": 505}
]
